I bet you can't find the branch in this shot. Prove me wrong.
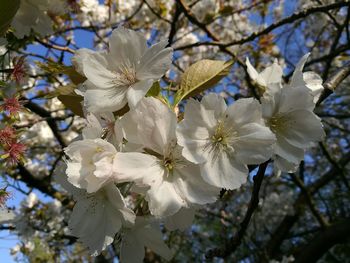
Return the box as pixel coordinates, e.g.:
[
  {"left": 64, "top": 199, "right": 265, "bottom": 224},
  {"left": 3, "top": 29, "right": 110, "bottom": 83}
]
[
  {"left": 265, "top": 152, "right": 350, "bottom": 259},
  {"left": 293, "top": 218, "right": 350, "bottom": 263},
  {"left": 317, "top": 61, "right": 350, "bottom": 105},
  {"left": 15, "top": 164, "right": 58, "bottom": 197},
  {"left": 206, "top": 161, "right": 269, "bottom": 259},
  {"left": 24, "top": 100, "right": 67, "bottom": 148},
  {"left": 224, "top": 1, "right": 350, "bottom": 47},
  {"left": 289, "top": 173, "right": 329, "bottom": 228},
  {"left": 34, "top": 37, "right": 75, "bottom": 54},
  {"left": 175, "top": 1, "right": 350, "bottom": 51}
]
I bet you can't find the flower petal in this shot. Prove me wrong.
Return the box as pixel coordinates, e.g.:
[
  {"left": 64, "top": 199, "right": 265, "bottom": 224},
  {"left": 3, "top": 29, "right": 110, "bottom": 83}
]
[
  {"left": 68, "top": 186, "right": 126, "bottom": 256},
  {"left": 126, "top": 79, "right": 153, "bottom": 108},
  {"left": 176, "top": 125, "right": 210, "bottom": 164},
  {"left": 82, "top": 52, "right": 116, "bottom": 89},
  {"left": 226, "top": 98, "right": 263, "bottom": 126},
  {"left": 282, "top": 109, "right": 325, "bottom": 148},
  {"left": 174, "top": 164, "right": 220, "bottom": 205},
  {"left": 200, "top": 152, "right": 248, "bottom": 189},
  {"left": 114, "top": 152, "right": 163, "bottom": 186},
  {"left": 84, "top": 85, "right": 128, "bottom": 113},
  {"left": 146, "top": 181, "right": 186, "bottom": 217},
  {"left": 109, "top": 27, "right": 147, "bottom": 69},
  {"left": 201, "top": 93, "right": 227, "bottom": 119},
  {"left": 138, "top": 223, "right": 173, "bottom": 261},
  {"left": 234, "top": 123, "right": 276, "bottom": 164},
  {"left": 275, "top": 135, "right": 304, "bottom": 164},
  {"left": 136, "top": 40, "right": 173, "bottom": 80},
  {"left": 290, "top": 53, "right": 310, "bottom": 88}
]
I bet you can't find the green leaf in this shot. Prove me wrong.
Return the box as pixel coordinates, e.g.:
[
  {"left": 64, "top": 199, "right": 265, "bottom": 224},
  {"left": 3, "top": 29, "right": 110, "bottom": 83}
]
[
  {"left": 173, "top": 59, "right": 234, "bottom": 106},
  {"left": 0, "top": 0, "right": 20, "bottom": 36},
  {"left": 36, "top": 61, "right": 86, "bottom": 85},
  {"left": 146, "top": 81, "right": 161, "bottom": 97},
  {"left": 63, "top": 66, "right": 86, "bottom": 85},
  {"left": 58, "top": 93, "right": 84, "bottom": 117},
  {"left": 51, "top": 83, "right": 85, "bottom": 117}
]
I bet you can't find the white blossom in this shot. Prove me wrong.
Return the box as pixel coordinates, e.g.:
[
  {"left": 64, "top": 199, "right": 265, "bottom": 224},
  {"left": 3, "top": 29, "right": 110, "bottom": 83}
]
[
  {"left": 116, "top": 97, "right": 220, "bottom": 217},
  {"left": 74, "top": 27, "right": 173, "bottom": 113},
  {"left": 55, "top": 166, "right": 135, "bottom": 256},
  {"left": 246, "top": 53, "right": 324, "bottom": 102},
  {"left": 82, "top": 112, "right": 123, "bottom": 148},
  {"left": 246, "top": 57, "right": 283, "bottom": 95},
  {"left": 177, "top": 93, "right": 276, "bottom": 189},
  {"left": 288, "top": 53, "right": 324, "bottom": 102},
  {"left": 261, "top": 86, "right": 325, "bottom": 172},
  {"left": 64, "top": 138, "right": 118, "bottom": 193},
  {"left": 120, "top": 217, "right": 173, "bottom": 263},
  {"left": 11, "top": 0, "right": 53, "bottom": 38},
  {"left": 69, "top": 183, "right": 135, "bottom": 256}
]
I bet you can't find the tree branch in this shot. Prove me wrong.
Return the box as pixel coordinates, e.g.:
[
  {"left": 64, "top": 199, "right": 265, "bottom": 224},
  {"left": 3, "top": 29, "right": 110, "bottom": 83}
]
[
  {"left": 293, "top": 218, "right": 350, "bottom": 263},
  {"left": 206, "top": 161, "right": 269, "bottom": 259},
  {"left": 317, "top": 61, "right": 350, "bottom": 106}
]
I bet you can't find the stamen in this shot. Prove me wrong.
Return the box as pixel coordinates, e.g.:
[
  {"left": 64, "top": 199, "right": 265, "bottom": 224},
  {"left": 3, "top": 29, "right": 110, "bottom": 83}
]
[
  {"left": 112, "top": 64, "right": 137, "bottom": 86},
  {"left": 267, "top": 114, "right": 289, "bottom": 134}
]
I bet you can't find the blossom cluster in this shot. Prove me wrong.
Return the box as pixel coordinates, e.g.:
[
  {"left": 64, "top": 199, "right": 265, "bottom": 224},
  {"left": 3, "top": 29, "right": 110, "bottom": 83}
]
[{"left": 57, "top": 27, "right": 325, "bottom": 261}]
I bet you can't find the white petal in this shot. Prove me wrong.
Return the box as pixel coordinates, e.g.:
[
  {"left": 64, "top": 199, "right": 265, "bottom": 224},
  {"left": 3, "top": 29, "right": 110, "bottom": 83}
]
[
  {"left": 120, "top": 110, "right": 142, "bottom": 145},
  {"left": 137, "top": 222, "right": 173, "bottom": 260},
  {"left": 114, "top": 152, "right": 163, "bottom": 186},
  {"left": 104, "top": 184, "right": 136, "bottom": 227},
  {"left": 275, "top": 135, "right": 304, "bottom": 164},
  {"left": 274, "top": 155, "right": 299, "bottom": 173},
  {"left": 226, "top": 98, "right": 263, "bottom": 125},
  {"left": 174, "top": 164, "right": 219, "bottom": 205},
  {"left": 303, "top": 71, "right": 323, "bottom": 102},
  {"left": 282, "top": 109, "right": 325, "bottom": 148},
  {"left": 201, "top": 93, "right": 227, "bottom": 119},
  {"left": 259, "top": 59, "right": 283, "bottom": 87},
  {"left": 71, "top": 48, "right": 95, "bottom": 76},
  {"left": 200, "top": 152, "right": 248, "bottom": 189},
  {"left": 84, "top": 86, "right": 128, "bottom": 113},
  {"left": 146, "top": 181, "right": 186, "bottom": 217},
  {"left": 109, "top": 27, "right": 147, "bottom": 69},
  {"left": 136, "top": 98, "right": 177, "bottom": 154},
  {"left": 126, "top": 79, "right": 153, "bottom": 108},
  {"left": 164, "top": 207, "right": 195, "bottom": 231},
  {"left": 82, "top": 52, "right": 116, "bottom": 89},
  {"left": 53, "top": 161, "right": 86, "bottom": 200},
  {"left": 234, "top": 123, "right": 276, "bottom": 164},
  {"left": 277, "top": 86, "right": 315, "bottom": 113},
  {"left": 66, "top": 162, "right": 89, "bottom": 190},
  {"left": 68, "top": 187, "right": 125, "bottom": 256},
  {"left": 246, "top": 57, "right": 261, "bottom": 83},
  {"left": 82, "top": 113, "right": 103, "bottom": 139},
  {"left": 290, "top": 53, "right": 310, "bottom": 88},
  {"left": 136, "top": 40, "right": 173, "bottom": 80},
  {"left": 176, "top": 125, "right": 210, "bottom": 164},
  {"left": 183, "top": 98, "right": 217, "bottom": 129}
]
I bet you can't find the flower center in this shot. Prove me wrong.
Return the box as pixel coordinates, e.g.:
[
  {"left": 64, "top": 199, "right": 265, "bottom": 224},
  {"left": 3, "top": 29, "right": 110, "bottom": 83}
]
[
  {"left": 204, "top": 119, "right": 238, "bottom": 160},
  {"left": 164, "top": 158, "right": 174, "bottom": 172},
  {"left": 267, "top": 114, "right": 289, "bottom": 134},
  {"left": 113, "top": 65, "right": 137, "bottom": 87}
]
